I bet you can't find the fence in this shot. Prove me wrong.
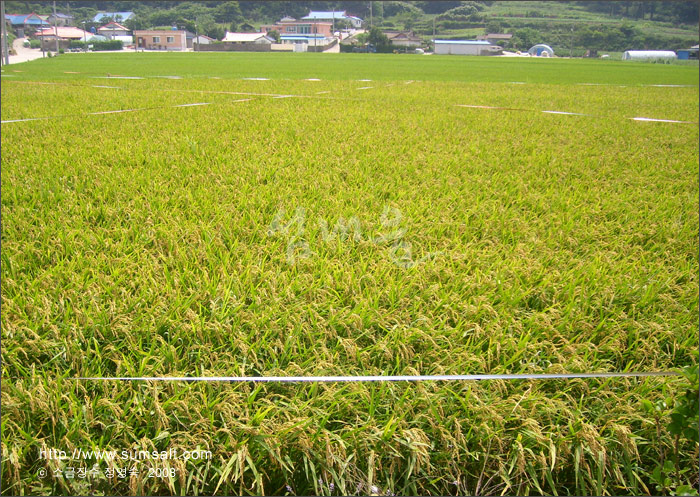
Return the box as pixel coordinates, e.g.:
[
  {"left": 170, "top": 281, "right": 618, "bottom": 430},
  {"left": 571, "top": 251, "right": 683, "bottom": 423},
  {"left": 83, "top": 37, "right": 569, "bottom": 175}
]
[{"left": 195, "top": 43, "right": 271, "bottom": 52}]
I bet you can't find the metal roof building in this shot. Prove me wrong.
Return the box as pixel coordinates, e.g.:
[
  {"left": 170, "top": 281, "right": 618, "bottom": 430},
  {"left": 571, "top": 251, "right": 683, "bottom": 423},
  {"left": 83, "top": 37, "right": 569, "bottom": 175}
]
[
  {"left": 434, "top": 40, "right": 501, "bottom": 56},
  {"left": 6, "top": 13, "right": 50, "bottom": 26},
  {"left": 622, "top": 50, "right": 676, "bottom": 61}
]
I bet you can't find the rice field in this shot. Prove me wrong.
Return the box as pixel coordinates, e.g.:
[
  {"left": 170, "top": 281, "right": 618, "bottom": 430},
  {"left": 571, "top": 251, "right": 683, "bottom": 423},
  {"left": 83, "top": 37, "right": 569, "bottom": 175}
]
[{"left": 1, "top": 52, "right": 698, "bottom": 496}]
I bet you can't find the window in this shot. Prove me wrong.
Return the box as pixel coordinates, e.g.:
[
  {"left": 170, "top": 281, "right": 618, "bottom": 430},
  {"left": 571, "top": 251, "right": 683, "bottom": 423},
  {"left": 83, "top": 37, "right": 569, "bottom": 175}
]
[
  {"left": 167, "top": 36, "right": 174, "bottom": 43},
  {"left": 286, "top": 27, "right": 295, "bottom": 32},
  {"left": 298, "top": 25, "right": 310, "bottom": 34},
  {"left": 153, "top": 36, "right": 160, "bottom": 43}
]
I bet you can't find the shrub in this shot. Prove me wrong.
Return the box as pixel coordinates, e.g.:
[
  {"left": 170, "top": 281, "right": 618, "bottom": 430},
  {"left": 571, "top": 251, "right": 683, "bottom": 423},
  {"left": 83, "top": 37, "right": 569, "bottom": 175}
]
[
  {"left": 91, "top": 40, "right": 123, "bottom": 51},
  {"left": 29, "top": 39, "right": 41, "bottom": 49}
]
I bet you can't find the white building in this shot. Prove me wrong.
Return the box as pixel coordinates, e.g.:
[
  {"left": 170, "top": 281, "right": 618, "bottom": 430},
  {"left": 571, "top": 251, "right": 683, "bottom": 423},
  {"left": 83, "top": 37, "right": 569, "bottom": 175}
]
[
  {"left": 434, "top": 40, "right": 501, "bottom": 56},
  {"left": 622, "top": 50, "right": 677, "bottom": 61},
  {"left": 97, "top": 21, "right": 132, "bottom": 44},
  {"left": 222, "top": 32, "right": 274, "bottom": 44},
  {"left": 194, "top": 35, "right": 215, "bottom": 44}
]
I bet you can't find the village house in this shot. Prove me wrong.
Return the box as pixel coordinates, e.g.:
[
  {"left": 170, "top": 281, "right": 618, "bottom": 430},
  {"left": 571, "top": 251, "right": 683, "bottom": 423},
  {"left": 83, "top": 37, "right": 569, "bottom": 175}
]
[
  {"left": 193, "top": 34, "right": 216, "bottom": 45},
  {"left": 134, "top": 29, "right": 191, "bottom": 51},
  {"left": 34, "top": 26, "right": 94, "bottom": 50},
  {"left": 301, "top": 11, "right": 363, "bottom": 28},
  {"left": 46, "top": 12, "right": 74, "bottom": 26},
  {"left": 6, "top": 13, "right": 50, "bottom": 37},
  {"left": 383, "top": 30, "right": 423, "bottom": 48},
  {"left": 260, "top": 17, "right": 333, "bottom": 38}
]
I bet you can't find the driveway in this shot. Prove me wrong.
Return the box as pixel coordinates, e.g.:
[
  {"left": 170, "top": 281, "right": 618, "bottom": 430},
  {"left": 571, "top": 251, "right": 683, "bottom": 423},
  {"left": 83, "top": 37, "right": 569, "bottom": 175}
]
[{"left": 8, "top": 37, "right": 47, "bottom": 64}]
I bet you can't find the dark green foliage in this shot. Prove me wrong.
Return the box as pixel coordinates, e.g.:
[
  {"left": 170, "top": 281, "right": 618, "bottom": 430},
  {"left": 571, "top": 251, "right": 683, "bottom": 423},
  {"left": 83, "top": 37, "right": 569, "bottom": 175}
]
[
  {"left": 267, "top": 29, "right": 281, "bottom": 43},
  {"left": 367, "top": 26, "right": 393, "bottom": 52},
  {"left": 91, "top": 39, "right": 124, "bottom": 51}
]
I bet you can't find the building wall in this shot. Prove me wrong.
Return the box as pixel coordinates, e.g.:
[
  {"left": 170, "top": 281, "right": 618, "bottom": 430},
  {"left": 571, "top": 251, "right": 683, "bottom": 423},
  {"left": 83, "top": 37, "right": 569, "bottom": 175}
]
[
  {"left": 261, "top": 21, "right": 332, "bottom": 37},
  {"left": 435, "top": 43, "right": 482, "bottom": 55},
  {"left": 98, "top": 28, "right": 130, "bottom": 38},
  {"left": 196, "top": 42, "right": 271, "bottom": 52},
  {"left": 40, "top": 38, "right": 71, "bottom": 51},
  {"left": 391, "top": 39, "right": 421, "bottom": 48},
  {"left": 134, "top": 31, "right": 186, "bottom": 50}
]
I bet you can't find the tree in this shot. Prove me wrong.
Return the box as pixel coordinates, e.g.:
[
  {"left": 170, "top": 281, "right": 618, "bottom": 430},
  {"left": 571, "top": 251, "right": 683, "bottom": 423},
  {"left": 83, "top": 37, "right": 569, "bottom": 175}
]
[
  {"left": 215, "top": 1, "right": 243, "bottom": 23},
  {"left": 512, "top": 28, "right": 539, "bottom": 50},
  {"left": 414, "top": 1, "right": 462, "bottom": 15},
  {"left": 373, "top": 1, "right": 384, "bottom": 20},
  {"left": 485, "top": 21, "right": 502, "bottom": 34},
  {"left": 267, "top": 29, "right": 281, "bottom": 43},
  {"left": 176, "top": 17, "right": 196, "bottom": 33},
  {"left": 403, "top": 11, "right": 419, "bottom": 30},
  {"left": 124, "top": 17, "right": 147, "bottom": 31},
  {"left": 367, "top": 26, "right": 391, "bottom": 52}
]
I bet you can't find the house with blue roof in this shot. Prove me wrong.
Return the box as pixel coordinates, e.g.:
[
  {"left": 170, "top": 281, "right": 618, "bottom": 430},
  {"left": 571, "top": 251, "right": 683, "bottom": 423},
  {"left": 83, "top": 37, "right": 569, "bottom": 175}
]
[
  {"left": 6, "top": 13, "right": 50, "bottom": 36},
  {"left": 302, "top": 11, "right": 363, "bottom": 28},
  {"left": 92, "top": 12, "right": 135, "bottom": 23}
]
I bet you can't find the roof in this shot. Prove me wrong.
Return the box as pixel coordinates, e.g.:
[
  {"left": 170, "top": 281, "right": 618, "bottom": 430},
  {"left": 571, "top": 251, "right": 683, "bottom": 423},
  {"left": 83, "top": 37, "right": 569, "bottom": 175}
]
[
  {"left": 6, "top": 13, "right": 50, "bottom": 26},
  {"left": 93, "top": 12, "right": 134, "bottom": 22},
  {"left": 434, "top": 40, "right": 491, "bottom": 45},
  {"left": 302, "top": 11, "right": 347, "bottom": 20},
  {"left": 222, "top": 32, "right": 271, "bottom": 42},
  {"left": 280, "top": 16, "right": 296, "bottom": 22},
  {"left": 280, "top": 34, "right": 328, "bottom": 41},
  {"left": 134, "top": 29, "right": 186, "bottom": 34},
  {"left": 99, "top": 22, "right": 128, "bottom": 31},
  {"left": 35, "top": 27, "right": 92, "bottom": 39},
  {"left": 51, "top": 12, "right": 74, "bottom": 19},
  {"left": 623, "top": 50, "right": 676, "bottom": 58},
  {"left": 385, "top": 31, "right": 421, "bottom": 41}
]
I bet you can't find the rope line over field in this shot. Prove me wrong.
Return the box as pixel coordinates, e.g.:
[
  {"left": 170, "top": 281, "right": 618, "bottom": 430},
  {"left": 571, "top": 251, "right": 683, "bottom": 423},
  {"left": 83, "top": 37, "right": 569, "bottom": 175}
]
[
  {"left": 456, "top": 104, "right": 697, "bottom": 124},
  {"left": 72, "top": 371, "right": 678, "bottom": 383}
]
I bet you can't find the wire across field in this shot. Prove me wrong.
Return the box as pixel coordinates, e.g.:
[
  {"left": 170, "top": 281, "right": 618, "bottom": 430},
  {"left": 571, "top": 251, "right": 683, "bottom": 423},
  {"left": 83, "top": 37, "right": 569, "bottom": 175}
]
[{"left": 1, "top": 53, "right": 698, "bottom": 496}]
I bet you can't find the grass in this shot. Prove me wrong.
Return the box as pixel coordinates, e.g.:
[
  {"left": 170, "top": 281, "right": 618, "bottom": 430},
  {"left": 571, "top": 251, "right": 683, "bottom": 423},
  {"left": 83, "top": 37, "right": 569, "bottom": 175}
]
[{"left": 1, "top": 53, "right": 698, "bottom": 496}]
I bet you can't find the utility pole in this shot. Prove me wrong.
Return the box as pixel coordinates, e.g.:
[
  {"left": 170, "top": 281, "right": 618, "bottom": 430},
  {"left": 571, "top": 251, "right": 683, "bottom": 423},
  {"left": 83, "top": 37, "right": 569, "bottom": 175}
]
[
  {"left": 369, "top": 2, "right": 372, "bottom": 28},
  {"left": 569, "top": 25, "right": 573, "bottom": 58},
  {"left": 53, "top": 1, "right": 59, "bottom": 54},
  {"left": 1, "top": 0, "right": 10, "bottom": 66}
]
